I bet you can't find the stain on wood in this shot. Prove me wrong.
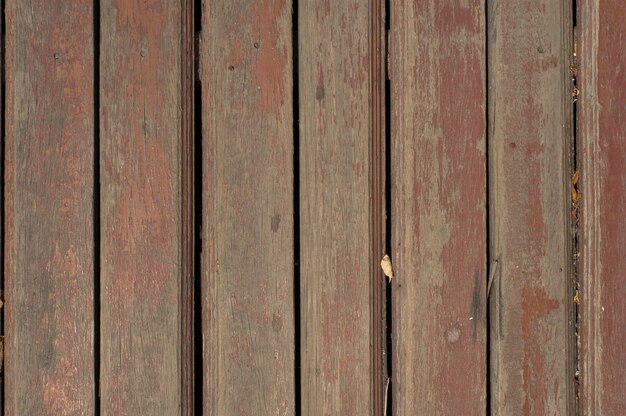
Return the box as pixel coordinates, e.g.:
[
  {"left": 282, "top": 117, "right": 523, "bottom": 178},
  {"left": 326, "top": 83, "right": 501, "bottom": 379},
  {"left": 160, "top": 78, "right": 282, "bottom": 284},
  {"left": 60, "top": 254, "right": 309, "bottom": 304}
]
[
  {"left": 579, "top": 1, "right": 626, "bottom": 414},
  {"left": 4, "top": 1, "right": 95, "bottom": 413},
  {"left": 201, "top": 1, "right": 295, "bottom": 414},
  {"left": 99, "top": 1, "right": 182, "bottom": 414},
  {"left": 488, "top": 0, "right": 574, "bottom": 414},
  {"left": 299, "top": 1, "right": 377, "bottom": 414},
  {"left": 390, "top": 1, "right": 487, "bottom": 414}
]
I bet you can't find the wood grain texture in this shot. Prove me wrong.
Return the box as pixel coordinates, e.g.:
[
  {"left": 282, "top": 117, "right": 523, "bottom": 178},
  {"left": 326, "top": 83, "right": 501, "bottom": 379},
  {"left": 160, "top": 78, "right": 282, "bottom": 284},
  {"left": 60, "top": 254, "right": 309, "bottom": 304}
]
[
  {"left": 390, "top": 1, "right": 487, "bottom": 414},
  {"left": 201, "top": 2, "right": 295, "bottom": 414},
  {"left": 578, "top": 1, "right": 626, "bottom": 414},
  {"left": 488, "top": 1, "right": 574, "bottom": 414},
  {"left": 299, "top": 1, "right": 375, "bottom": 414},
  {"left": 4, "top": 1, "right": 95, "bottom": 414},
  {"left": 99, "top": 1, "right": 182, "bottom": 414}
]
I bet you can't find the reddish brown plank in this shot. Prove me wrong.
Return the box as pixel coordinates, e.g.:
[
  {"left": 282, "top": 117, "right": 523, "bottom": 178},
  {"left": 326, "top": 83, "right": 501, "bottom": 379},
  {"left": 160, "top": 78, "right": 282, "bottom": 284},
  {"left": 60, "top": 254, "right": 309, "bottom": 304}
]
[
  {"left": 488, "top": 1, "right": 574, "bottom": 414},
  {"left": 200, "top": 2, "right": 295, "bottom": 414},
  {"left": 4, "top": 1, "right": 95, "bottom": 414},
  {"left": 579, "top": 1, "right": 626, "bottom": 414},
  {"left": 299, "top": 1, "right": 382, "bottom": 414},
  {"left": 390, "top": 1, "right": 487, "bottom": 414},
  {"left": 99, "top": 1, "right": 182, "bottom": 413}
]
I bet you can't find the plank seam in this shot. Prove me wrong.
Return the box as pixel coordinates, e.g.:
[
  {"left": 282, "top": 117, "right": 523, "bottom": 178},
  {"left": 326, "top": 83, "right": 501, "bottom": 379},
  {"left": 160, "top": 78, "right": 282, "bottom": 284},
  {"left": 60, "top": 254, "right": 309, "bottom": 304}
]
[
  {"left": 291, "top": 1, "right": 302, "bottom": 413},
  {"left": 93, "top": 1, "right": 101, "bottom": 413}
]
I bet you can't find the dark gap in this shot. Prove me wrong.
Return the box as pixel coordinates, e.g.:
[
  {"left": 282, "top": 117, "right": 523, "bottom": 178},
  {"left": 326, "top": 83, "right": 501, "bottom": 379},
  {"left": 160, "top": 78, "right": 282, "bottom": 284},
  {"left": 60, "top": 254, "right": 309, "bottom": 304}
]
[
  {"left": 193, "top": 0, "right": 203, "bottom": 410},
  {"left": 384, "top": 0, "right": 392, "bottom": 414},
  {"left": 571, "top": 0, "right": 580, "bottom": 413},
  {"left": 1, "top": 0, "right": 6, "bottom": 411},
  {"left": 291, "top": 1, "right": 302, "bottom": 413},
  {"left": 485, "top": 0, "right": 492, "bottom": 415},
  {"left": 93, "top": 0, "right": 101, "bottom": 413}
]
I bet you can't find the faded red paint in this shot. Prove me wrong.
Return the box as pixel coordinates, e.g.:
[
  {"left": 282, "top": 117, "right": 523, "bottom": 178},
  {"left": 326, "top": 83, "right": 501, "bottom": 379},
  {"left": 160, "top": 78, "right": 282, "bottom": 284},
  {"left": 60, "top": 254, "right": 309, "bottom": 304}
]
[
  {"left": 392, "top": 1, "right": 487, "bottom": 415},
  {"left": 4, "top": 1, "right": 95, "bottom": 414},
  {"left": 251, "top": 0, "right": 288, "bottom": 114}
]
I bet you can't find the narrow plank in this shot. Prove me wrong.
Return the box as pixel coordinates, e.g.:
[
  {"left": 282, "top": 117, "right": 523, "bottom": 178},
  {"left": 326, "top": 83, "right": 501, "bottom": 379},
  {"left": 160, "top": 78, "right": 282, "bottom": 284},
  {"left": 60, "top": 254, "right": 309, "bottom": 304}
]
[
  {"left": 4, "top": 1, "right": 95, "bottom": 413},
  {"left": 488, "top": 1, "right": 574, "bottom": 414},
  {"left": 579, "top": 1, "right": 626, "bottom": 414},
  {"left": 390, "top": 1, "right": 487, "bottom": 414},
  {"left": 99, "top": 1, "right": 182, "bottom": 414},
  {"left": 201, "top": 2, "right": 295, "bottom": 414},
  {"left": 299, "top": 1, "right": 377, "bottom": 414}
]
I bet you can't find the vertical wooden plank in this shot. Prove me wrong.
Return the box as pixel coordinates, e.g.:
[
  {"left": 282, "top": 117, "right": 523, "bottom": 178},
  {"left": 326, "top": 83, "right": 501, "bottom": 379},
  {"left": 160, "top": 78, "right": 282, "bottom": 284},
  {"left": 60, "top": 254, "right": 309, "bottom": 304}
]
[
  {"left": 99, "top": 1, "right": 182, "bottom": 414},
  {"left": 579, "top": 1, "right": 626, "bottom": 414},
  {"left": 201, "top": 2, "right": 295, "bottom": 414},
  {"left": 390, "top": 1, "right": 487, "bottom": 414},
  {"left": 488, "top": 1, "right": 573, "bottom": 414},
  {"left": 299, "top": 1, "right": 378, "bottom": 414},
  {"left": 4, "top": 1, "right": 95, "bottom": 414}
]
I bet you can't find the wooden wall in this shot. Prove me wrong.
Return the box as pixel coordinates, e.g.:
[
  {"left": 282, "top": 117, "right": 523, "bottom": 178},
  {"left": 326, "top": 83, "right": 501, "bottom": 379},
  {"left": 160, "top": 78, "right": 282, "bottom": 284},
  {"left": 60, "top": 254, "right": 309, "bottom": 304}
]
[{"left": 1, "top": 1, "right": 625, "bottom": 415}]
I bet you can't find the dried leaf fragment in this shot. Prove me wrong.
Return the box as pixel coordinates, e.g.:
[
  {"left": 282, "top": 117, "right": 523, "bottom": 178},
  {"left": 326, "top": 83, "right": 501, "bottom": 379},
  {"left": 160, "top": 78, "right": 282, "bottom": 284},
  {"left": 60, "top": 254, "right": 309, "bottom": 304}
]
[{"left": 381, "top": 254, "right": 394, "bottom": 282}]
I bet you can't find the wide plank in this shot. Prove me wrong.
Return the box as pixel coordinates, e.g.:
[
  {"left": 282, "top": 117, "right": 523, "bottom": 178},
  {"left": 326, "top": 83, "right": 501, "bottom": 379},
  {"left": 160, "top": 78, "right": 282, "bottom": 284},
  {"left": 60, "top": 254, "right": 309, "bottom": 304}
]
[
  {"left": 488, "top": 1, "right": 574, "bottom": 414},
  {"left": 299, "top": 1, "right": 381, "bottom": 414},
  {"left": 4, "top": 1, "right": 95, "bottom": 413},
  {"left": 578, "top": 1, "right": 626, "bottom": 414},
  {"left": 390, "top": 1, "right": 487, "bottom": 414},
  {"left": 200, "top": 1, "right": 295, "bottom": 414},
  {"left": 99, "top": 1, "right": 182, "bottom": 413}
]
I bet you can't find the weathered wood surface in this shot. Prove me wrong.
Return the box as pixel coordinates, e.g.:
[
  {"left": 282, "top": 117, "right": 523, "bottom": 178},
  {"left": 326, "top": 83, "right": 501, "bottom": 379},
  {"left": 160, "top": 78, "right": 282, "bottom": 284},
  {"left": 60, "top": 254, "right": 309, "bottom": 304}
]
[
  {"left": 99, "top": 1, "right": 182, "bottom": 414},
  {"left": 299, "top": 1, "right": 377, "bottom": 414},
  {"left": 579, "top": 1, "right": 626, "bottom": 414},
  {"left": 488, "top": 1, "right": 573, "bottom": 414},
  {"left": 390, "top": 1, "right": 487, "bottom": 414},
  {"left": 201, "top": 2, "right": 295, "bottom": 414},
  {"left": 4, "top": 1, "right": 95, "bottom": 414}
]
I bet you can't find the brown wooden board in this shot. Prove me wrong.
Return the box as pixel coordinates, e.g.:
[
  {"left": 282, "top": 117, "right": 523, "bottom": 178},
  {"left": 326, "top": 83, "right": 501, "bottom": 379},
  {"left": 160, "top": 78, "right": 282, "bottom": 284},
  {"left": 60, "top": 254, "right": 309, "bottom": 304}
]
[
  {"left": 488, "top": 1, "right": 574, "bottom": 414},
  {"left": 299, "top": 1, "right": 382, "bottom": 414},
  {"left": 390, "top": 1, "right": 487, "bottom": 414},
  {"left": 99, "top": 1, "right": 182, "bottom": 413},
  {"left": 4, "top": 1, "right": 95, "bottom": 413},
  {"left": 579, "top": 1, "right": 626, "bottom": 414},
  {"left": 200, "top": 2, "right": 295, "bottom": 414}
]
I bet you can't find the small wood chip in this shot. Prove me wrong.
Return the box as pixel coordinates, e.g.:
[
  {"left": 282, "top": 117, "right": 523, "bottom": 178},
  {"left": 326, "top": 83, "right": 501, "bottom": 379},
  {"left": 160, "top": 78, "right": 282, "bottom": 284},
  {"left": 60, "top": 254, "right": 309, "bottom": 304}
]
[{"left": 381, "top": 254, "right": 393, "bottom": 282}]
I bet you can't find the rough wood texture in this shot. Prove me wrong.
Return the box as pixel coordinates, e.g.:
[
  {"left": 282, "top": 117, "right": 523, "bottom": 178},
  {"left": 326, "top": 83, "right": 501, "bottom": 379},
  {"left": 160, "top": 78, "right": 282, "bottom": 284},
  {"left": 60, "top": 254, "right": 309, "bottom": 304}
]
[
  {"left": 299, "top": 1, "right": 375, "bottom": 414},
  {"left": 201, "top": 2, "right": 295, "bottom": 414},
  {"left": 390, "top": 1, "right": 487, "bottom": 414},
  {"left": 99, "top": 1, "right": 182, "bottom": 414},
  {"left": 579, "top": 1, "right": 626, "bottom": 414},
  {"left": 488, "top": 1, "right": 573, "bottom": 414},
  {"left": 4, "top": 1, "right": 95, "bottom": 414}
]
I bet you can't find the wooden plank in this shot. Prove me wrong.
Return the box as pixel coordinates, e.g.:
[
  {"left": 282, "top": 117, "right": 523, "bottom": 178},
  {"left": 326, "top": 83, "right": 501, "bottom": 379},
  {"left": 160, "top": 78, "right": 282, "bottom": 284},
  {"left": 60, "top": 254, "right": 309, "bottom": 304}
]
[
  {"left": 200, "top": 2, "right": 295, "bottom": 414},
  {"left": 4, "top": 1, "right": 95, "bottom": 413},
  {"left": 578, "top": 1, "right": 626, "bottom": 414},
  {"left": 390, "top": 1, "right": 487, "bottom": 414},
  {"left": 99, "top": 1, "right": 182, "bottom": 414},
  {"left": 299, "top": 1, "right": 380, "bottom": 414},
  {"left": 488, "top": 1, "right": 574, "bottom": 414}
]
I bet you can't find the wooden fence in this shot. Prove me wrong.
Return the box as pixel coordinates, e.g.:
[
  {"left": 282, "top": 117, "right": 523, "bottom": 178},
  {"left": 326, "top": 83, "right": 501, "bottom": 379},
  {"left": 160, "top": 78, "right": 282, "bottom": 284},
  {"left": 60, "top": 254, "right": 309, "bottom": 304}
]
[{"left": 1, "top": 0, "right": 625, "bottom": 415}]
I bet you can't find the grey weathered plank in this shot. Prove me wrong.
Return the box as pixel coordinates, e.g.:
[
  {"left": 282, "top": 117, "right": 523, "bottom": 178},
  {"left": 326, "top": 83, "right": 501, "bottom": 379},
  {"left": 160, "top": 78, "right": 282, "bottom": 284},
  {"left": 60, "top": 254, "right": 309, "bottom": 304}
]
[
  {"left": 200, "top": 1, "right": 295, "bottom": 414},
  {"left": 299, "top": 1, "right": 379, "bottom": 414},
  {"left": 99, "top": 1, "right": 182, "bottom": 413},
  {"left": 390, "top": 1, "right": 487, "bottom": 414},
  {"left": 488, "top": 1, "right": 574, "bottom": 414},
  {"left": 4, "top": 1, "right": 95, "bottom": 413},
  {"left": 578, "top": 0, "right": 626, "bottom": 414}
]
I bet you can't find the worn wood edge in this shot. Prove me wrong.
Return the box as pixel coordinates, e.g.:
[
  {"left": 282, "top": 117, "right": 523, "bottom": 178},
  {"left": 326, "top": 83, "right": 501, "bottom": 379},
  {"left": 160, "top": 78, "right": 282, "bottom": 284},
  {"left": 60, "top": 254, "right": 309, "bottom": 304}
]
[
  {"left": 561, "top": 2, "right": 578, "bottom": 415},
  {"left": 577, "top": 1, "right": 601, "bottom": 414},
  {"left": 369, "top": 0, "right": 386, "bottom": 414},
  {"left": 181, "top": 0, "right": 195, "bottom": 414}
]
